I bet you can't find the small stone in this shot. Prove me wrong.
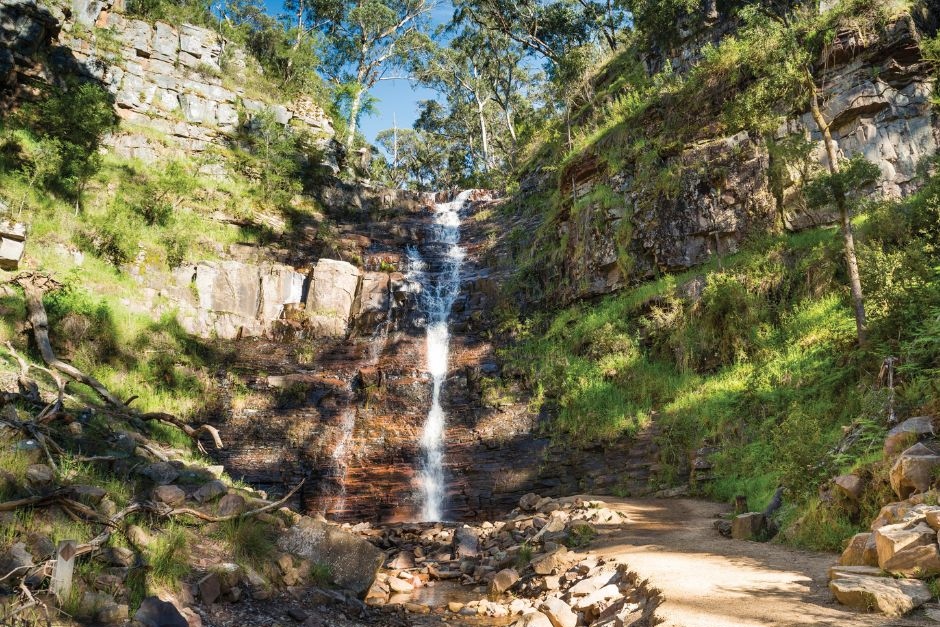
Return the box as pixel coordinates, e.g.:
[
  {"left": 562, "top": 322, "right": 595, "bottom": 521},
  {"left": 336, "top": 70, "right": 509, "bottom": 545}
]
[
  {"left": 26, "top": 464, "right": 53, "bottom": 486},
  {"left": 127, "top": 525, "right": 152, "bottom": 548},
  {"left": 287, "top": 607, "right": 308, "bottom": 621},
  {"left": 153, "top": 485, "right": 186, "bottom": 506},
  {"left": 217, "top": 493, "right": 245, "bottom": 516},
  {"left": 134, "top": 596, "right": 189, "bottom": 627},
  {"left": 198, "top": 573, "right": 221, "bottom": 605},
  {"left": 193, "top": 480, "right": 227, "bottom": 503},
  {"left": 388, "top": 576, "right": 414, "bottom": 593},
  {"left": 141, "top": 462, "right": 179, "bottom": 486},
  {"left": 71, "top": 485, "right": 106, "bottom": 505},
  {"left": 519, "top": 493, "right": 541, "bottom": 512},
  {"left": 97, "top": 603, "right": 129, "bottom": 624},
  {"left": 531, "top": 547, "right": 572, "bottom": 576},
  {"left": 490, "top": 568, "right": 520, "bottom": 595},
  {"left": 513, "top": 611, "right": 554, "bottom": 627},
  {"left": 106, "top": 546, "right": 135, "bottom": 567},
  {"left": 539, "top": 597, "right": 577, "bottom": 627},
  {"left": 448, "top": 601, "right": 464, "bottom": 613}
]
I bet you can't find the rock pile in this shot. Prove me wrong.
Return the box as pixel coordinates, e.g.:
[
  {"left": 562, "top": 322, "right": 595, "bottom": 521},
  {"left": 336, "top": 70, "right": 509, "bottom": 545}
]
[
  {"left": 828, "top": 417, "right": 940, "bottom": 617},
  {"left": 348, "top": 495, "right": 657, "bottom": 626}
]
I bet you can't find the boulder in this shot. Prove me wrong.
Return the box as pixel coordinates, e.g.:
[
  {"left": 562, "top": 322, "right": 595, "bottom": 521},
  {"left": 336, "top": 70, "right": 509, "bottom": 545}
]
[
  {"left": 731, "top": 512, "right": 765, "bottom": 541},
  {"left": 216, "top": 493, "right": 245, "bottom": 516},
  {"left": 134, "top": 596, "right": 189, "bottom": 627},
  {"left": 153, "top": 485, "right": 186, "bottom": 506},
  {"left": 197, "top": 573, "right": 221, "bottom": 605},
  {"left": 0, "top": 542, "right": 33, "bottom": 580},
  {"left": 519, "top": 493, "right": 541, "bottom": 512},
  {"left": 830, "top": 575, "right": 931, "bottom": 616},
  {"left": 531, "top": 547, "right": 572, "bottom": 575},
  {"left": 890, "top": 443, "right": 940, "bottom": 499},
  {"left": 511, "top": 611, "right": 554, "bottom": 627},
  {"left": 539, "top": 597, "right": 577, "bottom": 627},
  {"left": 305, "top": 259, "right": 362, "bottom": 338},
  {"left": 141, "top": 462, "right": 179, "bottom": 486},
  {"left": 874, "top": 522, "right": 940, "bottom": 576},
  {"left": 453, "top": 526, "right": 480, "bottom": 558},
  {"left": 25, "top": 464, "right": 53, "bottom": 486},
  {"left": 885, "top": 417, "right": 936, "bottom": 456},
  {"left": 490, "top": 568, "right": 520, "bottom": 595},
  {"left": 193, "top": 480, "right": 227, "bottom": 503},
  {"left": 832, "top": 474, "right": 864, "bottom": 503},
  {"left": 277, "top": 516, "right": 383, "bottom": 597},
  {"left": 840, "top": 532, "right": 878, "bottom": 567}
]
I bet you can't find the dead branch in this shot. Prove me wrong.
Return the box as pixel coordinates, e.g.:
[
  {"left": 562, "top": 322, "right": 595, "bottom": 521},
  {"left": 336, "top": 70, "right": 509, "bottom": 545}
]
[
  {"left": 141, "top": 412, "right": 224, "bottom": 452},
  {"left": 15, "top": 276, "right": 127, "bottom": 410},
  {"left": 0, "top": 489, "right": 73, "bottom": 512},
  {"left": 168, "top": 479, "right": 305, "bottom": 523}
]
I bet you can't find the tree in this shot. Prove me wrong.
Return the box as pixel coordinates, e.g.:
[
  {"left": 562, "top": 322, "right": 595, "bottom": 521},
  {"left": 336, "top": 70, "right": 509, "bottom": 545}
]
[
  {"left": 726, "top": 3, "right": 872, "bottom": 344},
  {"left": 319, "top": 0, "right": 436, "bottom": 150},
  {"left": 14, "top": 80, "right": 118, "bottom": 207}
]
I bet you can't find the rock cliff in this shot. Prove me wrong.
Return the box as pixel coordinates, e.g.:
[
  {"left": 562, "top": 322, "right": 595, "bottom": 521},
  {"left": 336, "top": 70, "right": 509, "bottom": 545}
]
[{"left": 523, "top": 8, "right": 940, "bottom": 303}]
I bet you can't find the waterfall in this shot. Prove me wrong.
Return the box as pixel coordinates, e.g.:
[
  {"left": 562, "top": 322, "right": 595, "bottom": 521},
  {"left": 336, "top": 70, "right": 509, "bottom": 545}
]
[{"left": 411, "top": 190, "right": 474, "bottom": 522}]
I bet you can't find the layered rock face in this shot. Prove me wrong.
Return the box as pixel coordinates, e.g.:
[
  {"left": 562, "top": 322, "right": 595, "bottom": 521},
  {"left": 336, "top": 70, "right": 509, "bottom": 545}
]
[
  {"left": 2, "top": 0, "right": 336, "bottom": 163},
  {"left": 212, "top": 195, "right": 660, "bottom": 523},
  {"left": 533, "top": 9, "right": 940, "bottom": 303}
]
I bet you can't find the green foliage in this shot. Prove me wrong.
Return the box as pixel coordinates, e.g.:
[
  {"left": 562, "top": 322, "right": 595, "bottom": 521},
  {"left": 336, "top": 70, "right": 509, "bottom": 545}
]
[
  {"left": 219, "top": 518, "right": 277, "bottom": 569},
  {"left": 232, "top": 108, "right": 308, "bottom": 206},
  {"left": 125, "top": 0, "right": 214, "bottom": 27},
  {"left": 4, "top": 80, "right": 117, "bottom": 202},
  {"left": 805, "top": 155, "right": 881, "bottom": 210},
  {"left": 308, "top": 561, "right": 333, "bottom": 586},
  {"left": 147, "top": 524, "right": 189, "bottom": 586}
]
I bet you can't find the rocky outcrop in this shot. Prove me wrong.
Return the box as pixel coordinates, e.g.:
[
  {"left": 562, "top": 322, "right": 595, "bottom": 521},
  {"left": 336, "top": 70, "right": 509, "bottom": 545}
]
[
  {"left": 1, "top": 0, "right": 336, "bottom": 162},
  {"left": 0, "top": 0, "right": 60, "bottom": 102},
  {"left": 530, "top": 9, "right": 940, "bottom": 304},
  {"left": 306, "top": 259, "right": 362, "bottom": 338}
]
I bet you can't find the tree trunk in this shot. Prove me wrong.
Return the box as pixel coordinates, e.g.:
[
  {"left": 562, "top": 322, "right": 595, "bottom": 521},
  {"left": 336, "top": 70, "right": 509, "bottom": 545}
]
[
  {"left": 809, "top": 87, "right": 867, "bottom": 344},
  {"left": 476, "top": 96, "right": 491, "bottom": 171},
  {"left": 346, "top": 86, "right": 364, "bottom": 151}
]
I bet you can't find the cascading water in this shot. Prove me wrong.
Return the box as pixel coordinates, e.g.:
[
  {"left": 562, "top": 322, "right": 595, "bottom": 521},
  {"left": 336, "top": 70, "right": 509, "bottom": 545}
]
[{"left": 411, "top": 190, "right": 474, "bottom": 522}]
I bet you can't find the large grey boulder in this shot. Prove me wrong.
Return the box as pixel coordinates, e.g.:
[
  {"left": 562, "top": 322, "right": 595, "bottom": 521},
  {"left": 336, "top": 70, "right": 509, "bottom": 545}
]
[
  {"left": 830, "top": 575, "right": 931, "bottom": 617},
  {"left": 885, "top": 417, "right": 936, "bottom": 456},
  {"left": 277, "top": 517, "right": 383, "bottom": 597},
  {"left": 306, "top": 259, "right": 362, "bottom": 338},
  {"left": 890, "top": 443, "right": 940, "bottom": 499}
]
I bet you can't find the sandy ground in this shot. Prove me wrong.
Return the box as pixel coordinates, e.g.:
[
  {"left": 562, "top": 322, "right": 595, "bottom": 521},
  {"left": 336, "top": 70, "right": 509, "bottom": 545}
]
[{"left": 585, "top": 497, "right": 937, "bottom": 627}]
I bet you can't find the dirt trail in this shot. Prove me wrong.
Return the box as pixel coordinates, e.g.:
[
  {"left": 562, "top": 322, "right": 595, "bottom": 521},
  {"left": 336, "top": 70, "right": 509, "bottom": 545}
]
[{"left": 586, "top": 497, "right": 934, "bottom": 627}]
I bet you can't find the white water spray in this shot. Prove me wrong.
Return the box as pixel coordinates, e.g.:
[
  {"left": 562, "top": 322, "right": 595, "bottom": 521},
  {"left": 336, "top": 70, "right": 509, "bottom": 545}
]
[{"left": 412, "top": 190, "right": 474, "bottom": 521}]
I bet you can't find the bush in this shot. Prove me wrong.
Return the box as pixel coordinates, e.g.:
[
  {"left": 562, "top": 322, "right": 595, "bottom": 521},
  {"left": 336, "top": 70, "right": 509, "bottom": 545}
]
[{"left": 11, "top": 79, "right": 117, "bottom": 202}]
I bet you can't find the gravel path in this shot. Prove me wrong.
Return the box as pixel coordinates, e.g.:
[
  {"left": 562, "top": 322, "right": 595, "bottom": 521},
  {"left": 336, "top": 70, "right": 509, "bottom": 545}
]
[{"left": 588, "top": 497, "right": 935, "bottom": 627}]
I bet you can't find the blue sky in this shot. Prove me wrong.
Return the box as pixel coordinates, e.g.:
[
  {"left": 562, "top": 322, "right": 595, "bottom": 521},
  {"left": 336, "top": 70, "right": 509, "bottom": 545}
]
[{"left": 262, "top": 0, "right": 453, "bottom": 145}]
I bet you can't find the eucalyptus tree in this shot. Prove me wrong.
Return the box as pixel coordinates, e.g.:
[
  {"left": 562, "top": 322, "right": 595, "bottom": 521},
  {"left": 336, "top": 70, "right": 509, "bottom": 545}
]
[{"left": 319, "top": 0, "right": 436, "bottom": 149}]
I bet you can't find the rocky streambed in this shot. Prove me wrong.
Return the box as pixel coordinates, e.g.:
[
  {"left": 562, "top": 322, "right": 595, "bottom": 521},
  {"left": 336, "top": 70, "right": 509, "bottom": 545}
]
[{"left": 346, "top": 494, "right": 659, "bottom": 627}]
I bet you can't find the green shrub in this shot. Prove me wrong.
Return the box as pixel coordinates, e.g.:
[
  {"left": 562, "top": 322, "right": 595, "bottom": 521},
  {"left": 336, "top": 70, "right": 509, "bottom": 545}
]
[{"left": 10, "top": 79, "right": 118, "bottom": 202}]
